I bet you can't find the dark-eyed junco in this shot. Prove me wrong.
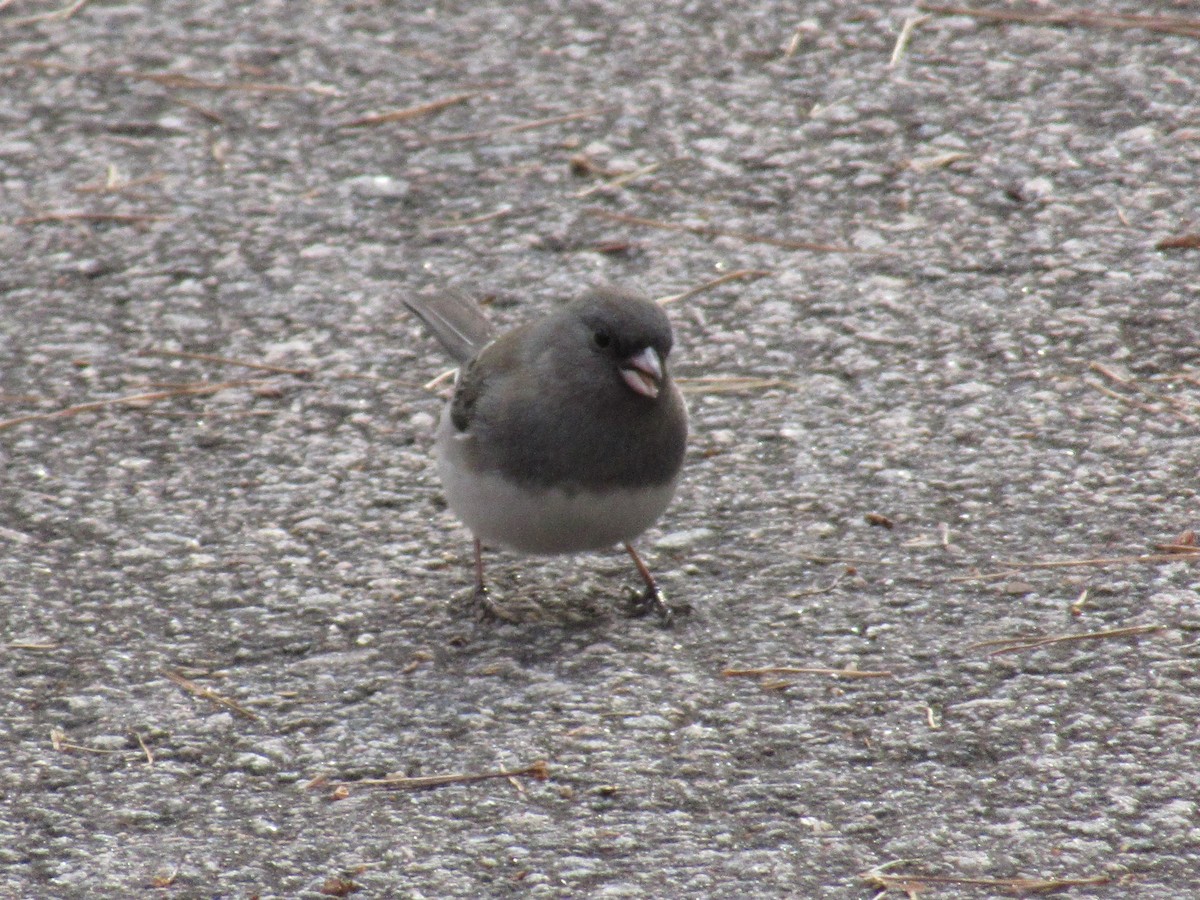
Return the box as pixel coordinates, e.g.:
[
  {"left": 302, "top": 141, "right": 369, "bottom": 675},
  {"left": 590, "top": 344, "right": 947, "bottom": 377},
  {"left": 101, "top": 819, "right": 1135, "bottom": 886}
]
[{"left": 403, "top": 285, "right": 688, "bottom": 624}]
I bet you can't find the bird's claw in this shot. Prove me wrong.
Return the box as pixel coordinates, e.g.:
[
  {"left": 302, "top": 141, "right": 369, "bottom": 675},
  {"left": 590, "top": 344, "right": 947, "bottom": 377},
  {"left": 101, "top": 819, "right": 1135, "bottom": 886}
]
[
  {"left": 627, "top": 585, "right": 677, "bottom": 627},
  {"left": 473, "top": 585, "right": 519, "bottom": 623}
]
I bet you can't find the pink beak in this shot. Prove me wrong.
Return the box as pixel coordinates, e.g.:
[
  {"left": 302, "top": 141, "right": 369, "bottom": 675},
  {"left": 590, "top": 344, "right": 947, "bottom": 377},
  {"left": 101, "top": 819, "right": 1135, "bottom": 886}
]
[{"left": 620, "top": 347, "right": 663, "bottom": 398}]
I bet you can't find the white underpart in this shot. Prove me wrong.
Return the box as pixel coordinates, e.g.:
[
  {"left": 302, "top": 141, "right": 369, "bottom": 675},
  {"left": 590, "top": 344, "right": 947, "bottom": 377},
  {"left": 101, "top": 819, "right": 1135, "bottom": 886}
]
[{"left": 434, "top": 407, "right": 676, "bottom": 554}]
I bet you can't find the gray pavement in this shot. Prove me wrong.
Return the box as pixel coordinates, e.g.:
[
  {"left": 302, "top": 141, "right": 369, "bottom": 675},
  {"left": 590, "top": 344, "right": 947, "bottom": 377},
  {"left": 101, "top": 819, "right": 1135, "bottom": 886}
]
[{"left": 2, "top": 1, "right": 1199, "bottom": 897}]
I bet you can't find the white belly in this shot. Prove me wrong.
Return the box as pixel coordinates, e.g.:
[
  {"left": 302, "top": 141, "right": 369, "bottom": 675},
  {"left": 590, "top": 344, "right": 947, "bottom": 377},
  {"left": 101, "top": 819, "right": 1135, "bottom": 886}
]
[{"left": 434, "top": 411, "right": 677, "bottom": 554}]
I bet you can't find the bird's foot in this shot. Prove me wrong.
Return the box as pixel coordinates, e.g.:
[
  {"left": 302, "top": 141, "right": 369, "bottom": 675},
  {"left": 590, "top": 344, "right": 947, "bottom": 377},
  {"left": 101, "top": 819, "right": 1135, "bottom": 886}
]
[
  {"left": 626, "top": 585, "right": 684, "bottom": 627},
  {"left": 472, "top": 584, "right": 519, "bottom": 623}
]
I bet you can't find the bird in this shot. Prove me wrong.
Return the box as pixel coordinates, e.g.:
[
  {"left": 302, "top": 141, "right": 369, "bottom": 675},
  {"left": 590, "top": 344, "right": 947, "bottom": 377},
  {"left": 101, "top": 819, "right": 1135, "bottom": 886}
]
[{"left": 403, "top": 285, "right": 688, "bottom": 624}]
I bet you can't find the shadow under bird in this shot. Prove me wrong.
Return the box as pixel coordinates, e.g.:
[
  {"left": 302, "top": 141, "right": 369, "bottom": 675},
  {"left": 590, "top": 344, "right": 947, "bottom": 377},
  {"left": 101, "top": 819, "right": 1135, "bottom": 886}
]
[{"left": 403, "top": 286, "right": 688, "bottom": 624}]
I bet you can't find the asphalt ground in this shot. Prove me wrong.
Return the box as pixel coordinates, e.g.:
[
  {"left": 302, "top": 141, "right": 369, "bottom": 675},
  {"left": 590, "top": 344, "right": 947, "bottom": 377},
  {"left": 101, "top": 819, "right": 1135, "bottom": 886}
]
[{"left": 2, "top": 1, "right": 1199, "bottom": 897}]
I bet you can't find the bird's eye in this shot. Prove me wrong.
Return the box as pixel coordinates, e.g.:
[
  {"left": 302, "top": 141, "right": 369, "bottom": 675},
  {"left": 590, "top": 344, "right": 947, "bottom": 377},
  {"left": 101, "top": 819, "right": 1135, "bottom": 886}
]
[{"left": 592, "top": 330, "right": 611, "bottom": 349}]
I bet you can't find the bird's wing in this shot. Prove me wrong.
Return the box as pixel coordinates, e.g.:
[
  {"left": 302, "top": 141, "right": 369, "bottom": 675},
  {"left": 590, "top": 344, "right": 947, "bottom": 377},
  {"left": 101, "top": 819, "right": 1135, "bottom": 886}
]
[{"left": 402, "top": 291, "right": 496, "bottom": 364}]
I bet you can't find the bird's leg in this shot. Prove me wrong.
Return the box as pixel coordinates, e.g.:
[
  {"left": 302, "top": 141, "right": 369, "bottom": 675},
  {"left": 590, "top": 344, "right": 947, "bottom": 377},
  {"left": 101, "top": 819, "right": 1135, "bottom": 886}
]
[
  {"left": 473, "top": 536, "right": 486, "bottom": 594},
  {"left": 471, "top": 537, "right": 517, "bottom": 622},
  {"left": 623, "top": 542, "right": 673, "bottom": 626}
]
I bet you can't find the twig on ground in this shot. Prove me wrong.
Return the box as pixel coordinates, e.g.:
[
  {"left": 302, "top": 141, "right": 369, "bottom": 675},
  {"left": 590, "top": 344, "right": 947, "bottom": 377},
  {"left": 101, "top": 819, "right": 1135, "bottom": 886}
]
[
  {"left": 1156, "top": 233, "right": 1200, "bottom": 250},
  {"left": 140, "top": 348, "right": 312, "bottom": 377},
  {"left": 148, "top": 868, "right": 180, "bottom": 889},
  {"left": 162, "top": 669, "right": 260, "bottom": 721},
  {"left": 1008, "top": 553, "right": 1199, "bottom": 569},
  {"left": 889, "top": 15, "right": 929, "bottom": 67},
  {"left": 424, "top": 205, "right": 517, "bottom": 229},
  {"left": 335, "top": 760, "right": 549, "bottom": 792},
  {"left": 424, "top": 107, "right": 606, "bottom": 144},
  {"left": 7, "top": 58, "right": 339, "bottom": 94},
  {"left": 790, "top": 569, "right": 852, "bottom": 596},
  {"left": 0, "top": 379, "right": 263, "bottom": 431},
  {"left": 337, "top": 92, "right": 477, "bottom": 128},
  {"left": 588, "top": 208, "right": 864, "bottom": 253},
  {"left": 724, "top": 665, "right": 893, "bottom": 680},
  {"left": 573, "top": 161, "right": 662, "bottom": 198},
  {"left": 916, "top": 4, "right": 1200, "bottom": 39},
  {"left": 1069, "top": 588, "right": 1090, "bottom": 616},
  {"left": 15, "top": 211, "right": 170, "bottom": 226},
  {"left": 1087, "top": 380, "right": 1165, "bottom": 418},
  {"left": 906, "top": 151, "right": 971, "bottom": 172},
  {"left": 171, "top": 96, "right": 226, "bottom": 124},
  {"left": 655, "top": 269, "right": 772, "bottom": 304},
  {"left": 950, "top": 551, "right": 1199, "bottom": 582},
  {"left": 945, "top": 570, "right": 1014, "bottom": 584},
  {"left": 135, "top": 732, "right": 155, "bottom": 766},
  {"left": 74, "top": 167, "right": 165, "bottom": 195},
  {"left": 1149, "top": 370, "right": 1200, "bottom": 388},
  {"left": 676, "top": 375, "right": 787, "bottom": 394},
  {"left": 797, "top": 553, "right": 879, "bottom": 565},
  {"left": 1089, "top": 362, "right": 1199, "bottom": 422},
  {"left": 969, "top": 624, "right": 1165, "bottom": 656},
  {"left": 4, "top": 0, "right": 90, "bottom": 25},
  {"left": 782, "top": 25, "right": 811, "bottom": 58},
  {"left": 50, "top": 728, "right": 126, "bottom": 754},
  {"left": 421, "top": 368, "right": 457, "bottom": 392},
  {"left": 860, "top": 860, "right": 1114, "bottom": 896}
]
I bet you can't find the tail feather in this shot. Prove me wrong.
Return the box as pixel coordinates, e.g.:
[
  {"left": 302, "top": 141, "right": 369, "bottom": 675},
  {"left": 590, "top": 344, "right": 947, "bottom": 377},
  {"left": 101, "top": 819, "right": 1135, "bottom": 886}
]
[{"left": 403, "top": 291, "right": 495, "bottom": 364}]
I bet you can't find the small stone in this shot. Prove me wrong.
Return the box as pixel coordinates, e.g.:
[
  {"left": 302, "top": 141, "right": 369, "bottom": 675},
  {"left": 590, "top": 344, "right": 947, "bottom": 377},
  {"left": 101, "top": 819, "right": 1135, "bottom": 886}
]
[
  {"left": 410, "top": 411, "right": 436, "bottom": 431},
  {"left": 345, "top": 174, "right": 410, "bottom": 199},
  {"left": 234, "top": 753, "right": 276, "bottom": 775},
  {"left": 655, "top": 528, "right": 713, "bottom": 550}
]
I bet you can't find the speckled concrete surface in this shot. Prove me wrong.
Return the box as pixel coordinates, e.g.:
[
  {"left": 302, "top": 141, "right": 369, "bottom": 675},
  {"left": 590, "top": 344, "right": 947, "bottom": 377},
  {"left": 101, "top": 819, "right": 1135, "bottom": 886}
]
[{"left": 2, "top": 2, "right": 1198, "bottom": 897}]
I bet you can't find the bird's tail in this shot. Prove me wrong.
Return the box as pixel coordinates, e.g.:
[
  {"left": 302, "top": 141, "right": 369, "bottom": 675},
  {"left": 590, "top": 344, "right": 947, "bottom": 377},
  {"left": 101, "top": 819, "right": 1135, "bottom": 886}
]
[{"left": 402, "top": 291, "right": 495, "bottom": 364}]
